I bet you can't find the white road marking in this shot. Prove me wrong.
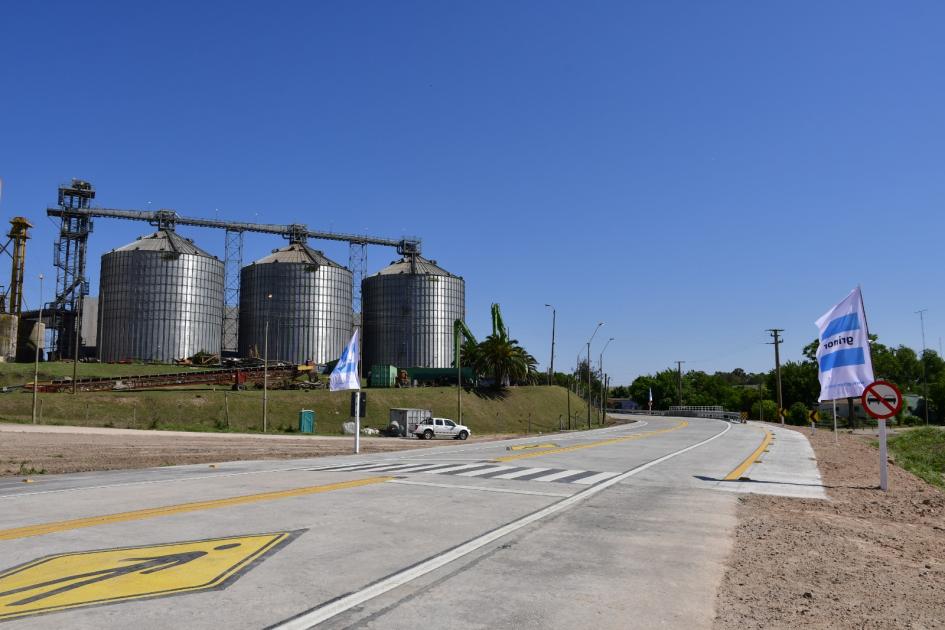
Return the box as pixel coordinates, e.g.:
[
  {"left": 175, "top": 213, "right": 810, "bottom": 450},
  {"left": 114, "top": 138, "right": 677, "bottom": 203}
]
[
  {"left": 273, "top": 420, "right": 732, "bottom": 630},
  {"left": 490, "top": 467, "right": 551, "bottom": 480},
  {"left": 571, "top": 471, "right": 621, "bottom": 485},
  {"left": 387, "top": 479, "right": 571, "bottom": 498},
  {"left": 529, "top": 469, "right": 586, "bottom": 482},
  {"left": 453, "top": 466, "right": 514, "bottom": 477},
  {"left": 419, "top": 463, "right": 491, "bottom": 475}
]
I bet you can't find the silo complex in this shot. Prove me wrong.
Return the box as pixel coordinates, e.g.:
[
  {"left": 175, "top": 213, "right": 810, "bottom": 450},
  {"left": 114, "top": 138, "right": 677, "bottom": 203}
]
[
  {"left": 97, "top": 230, "right": 224, "bottom": 362},
  {"left": 362, "top": 254, "right": 465, "bottom": 369},
  {"left": 239, "top": 242, "right": 352, "bottom": 364}
]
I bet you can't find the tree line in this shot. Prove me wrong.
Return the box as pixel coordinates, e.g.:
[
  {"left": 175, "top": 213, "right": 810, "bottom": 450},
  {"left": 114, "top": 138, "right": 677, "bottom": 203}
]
[{"left": 606, "top": 336, "right": 945, "bottom": 425}]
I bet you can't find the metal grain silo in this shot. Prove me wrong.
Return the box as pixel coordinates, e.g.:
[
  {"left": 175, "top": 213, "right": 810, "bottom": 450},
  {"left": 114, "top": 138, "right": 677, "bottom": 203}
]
[
  {"left": 362, "top": 254, "right": 465, "bottom": 369},
  {"left": 97, "top": 230, "right": 224, "bottom": 362},
  {"left": 239, "top": 242, "right": 352, "bottom": 364}
]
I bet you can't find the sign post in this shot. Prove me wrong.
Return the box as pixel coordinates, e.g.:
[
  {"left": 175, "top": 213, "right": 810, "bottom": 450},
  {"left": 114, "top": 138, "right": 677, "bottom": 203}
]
[
  {"left": 861, "top": 380, "right": 903, "bottom": 492},
  {"left": 808, "top": 409, "right": 820, "bottom": 434}
]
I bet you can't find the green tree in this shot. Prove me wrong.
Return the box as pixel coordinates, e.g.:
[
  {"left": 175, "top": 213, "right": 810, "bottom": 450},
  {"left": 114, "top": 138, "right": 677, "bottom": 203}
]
[
  {"left": 474, "top": 335, "right": 537, "bottom": 387},
  {"left": 788, "top": 401, "right": 809, "bottom": 426}
]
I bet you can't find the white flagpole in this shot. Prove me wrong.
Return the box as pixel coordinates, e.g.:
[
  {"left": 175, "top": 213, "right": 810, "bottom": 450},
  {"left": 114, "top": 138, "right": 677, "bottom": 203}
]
[
  {"left": 354, "top": 391, "right": 361, "bottom": 454},
  {"left": 832, "top": 399, "right": 838, "bottom": 444}
]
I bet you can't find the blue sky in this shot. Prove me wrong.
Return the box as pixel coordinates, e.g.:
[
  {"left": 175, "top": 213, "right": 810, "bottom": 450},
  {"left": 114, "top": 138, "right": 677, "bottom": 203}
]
[{"left": 2, "top": 1, "right": 943, "bottom": 384}]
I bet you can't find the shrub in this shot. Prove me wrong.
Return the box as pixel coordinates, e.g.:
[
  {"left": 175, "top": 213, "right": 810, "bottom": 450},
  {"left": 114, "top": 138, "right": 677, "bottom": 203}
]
[{"left": 788, "top": 401, "right": 809, "bottom": 426}]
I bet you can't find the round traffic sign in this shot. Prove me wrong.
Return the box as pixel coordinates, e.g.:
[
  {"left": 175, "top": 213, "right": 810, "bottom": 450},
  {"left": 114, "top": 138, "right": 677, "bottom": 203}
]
[{"left": 861, "top": 380, "right": 903, "bottom": 420}]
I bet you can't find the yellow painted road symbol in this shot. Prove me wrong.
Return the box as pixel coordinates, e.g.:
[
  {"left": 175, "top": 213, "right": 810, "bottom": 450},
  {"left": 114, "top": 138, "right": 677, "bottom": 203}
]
[{"left": 0, "top": 531, "right": 300, "bottom": 622}]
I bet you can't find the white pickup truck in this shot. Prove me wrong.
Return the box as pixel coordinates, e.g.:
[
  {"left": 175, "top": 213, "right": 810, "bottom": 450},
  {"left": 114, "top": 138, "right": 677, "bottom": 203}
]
[{"left": 413, "top": 417, "right": 471, "bottom": 440}]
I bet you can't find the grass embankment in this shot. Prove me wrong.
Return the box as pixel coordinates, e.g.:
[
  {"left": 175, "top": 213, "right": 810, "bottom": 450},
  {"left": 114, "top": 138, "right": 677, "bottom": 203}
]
[
  {"left": 887, "top": 427, "right": 945, "bottom": 488},
  {"left": 0, "top": 383, "right": 593, "bottom": 436}
]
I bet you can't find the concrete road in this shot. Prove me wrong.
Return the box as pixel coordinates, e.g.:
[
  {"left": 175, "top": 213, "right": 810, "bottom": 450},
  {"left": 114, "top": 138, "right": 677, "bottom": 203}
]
[{"left": 0, "top": 417, "right": 823, "bottom": 629}]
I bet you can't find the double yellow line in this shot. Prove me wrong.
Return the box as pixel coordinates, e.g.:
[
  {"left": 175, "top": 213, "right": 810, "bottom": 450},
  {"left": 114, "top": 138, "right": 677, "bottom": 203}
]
[{"left": 494, "top": 420, "right": 689, "bottom": 463}]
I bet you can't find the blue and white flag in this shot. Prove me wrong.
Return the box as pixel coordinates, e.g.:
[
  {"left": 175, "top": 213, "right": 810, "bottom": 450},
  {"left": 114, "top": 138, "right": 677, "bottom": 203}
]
[
  {"left": 815, "top": 287, "right": 874, "bottom": 401},
  {"left": 330, "top": 329, "right": 360, "bottom": 392}
]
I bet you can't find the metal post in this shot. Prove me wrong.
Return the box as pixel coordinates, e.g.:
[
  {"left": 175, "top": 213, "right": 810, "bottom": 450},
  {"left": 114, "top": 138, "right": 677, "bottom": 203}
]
[
  {"left": 545, "top": 304, "right": 555, "bottom": 385},
  {"left": 31, "top": 274, "right": 44, "bottom": 424},
  {"left": 879, "top": 419, "right": 888, "bottom": 491},
  {"left": 566, "top": 374, "right": 572, "bottom": 430}
]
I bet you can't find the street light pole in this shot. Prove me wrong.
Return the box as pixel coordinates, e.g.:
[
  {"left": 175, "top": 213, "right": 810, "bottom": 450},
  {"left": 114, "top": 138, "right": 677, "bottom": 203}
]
[
  {"left": 263, "top": 293, "right": 272, "bottom": 433},
  {"left": 586, "top": 322, "right": 603, "bottom": 430},
  {"left": 599, "top": 337, "right": 614, "bottom": 426},
  {"left": 545, "top": 304, "right": 556, "bottom": 386},
  {"left": 31, "top": 274, "right": 44, "bottom": 424}
]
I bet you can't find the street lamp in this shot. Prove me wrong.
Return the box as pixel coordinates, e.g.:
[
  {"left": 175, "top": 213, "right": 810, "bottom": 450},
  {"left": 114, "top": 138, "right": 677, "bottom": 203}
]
[
  {"left": 545, "top": 304, "right": 556, "bottom": 385},
  {"left": 599, "top": 337, "right": 614, "bottom": 425},
  {"left": 263, "top": 293, "right": 272, "bottom": 432},
  {"left": 31, "top": 274, "right": 44, "bottom": 424},
  {"left": 586, "top": 322, "right": 603, "bottom": 430}
]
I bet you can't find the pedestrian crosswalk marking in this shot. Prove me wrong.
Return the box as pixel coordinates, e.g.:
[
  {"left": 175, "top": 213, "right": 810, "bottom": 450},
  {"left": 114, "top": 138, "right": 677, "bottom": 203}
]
[{"left": 308, "top": 461, "right": 617, "bottom": 486}]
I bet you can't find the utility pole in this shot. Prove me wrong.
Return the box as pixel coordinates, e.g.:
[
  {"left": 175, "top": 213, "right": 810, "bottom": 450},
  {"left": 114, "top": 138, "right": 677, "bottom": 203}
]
[
  {"left": 675, "top": 360, "right": 685, "bottom": 406},
  {"left": 916, "top": 309, "right": 929, "bottom": 425},
  {"left": 545, "top": 304, "right": 556, "bottom": 386},
  {"left": 767, "top": 329, "right": 784, "bottom": 424}
]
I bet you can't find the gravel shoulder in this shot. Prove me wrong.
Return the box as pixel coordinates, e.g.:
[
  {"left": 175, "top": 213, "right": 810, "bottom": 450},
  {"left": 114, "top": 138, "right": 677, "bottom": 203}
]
[
  {"left": 0, "top": 423, "right": 534, "bottom": 476},
  {"left": 714, "top": 425, "right": 945, "bottom": 629}
]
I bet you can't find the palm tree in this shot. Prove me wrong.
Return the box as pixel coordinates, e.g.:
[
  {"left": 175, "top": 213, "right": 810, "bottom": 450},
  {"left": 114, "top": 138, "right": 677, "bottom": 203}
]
[{"left": 475, "top": 334, "right": 538, "bottom": 387}]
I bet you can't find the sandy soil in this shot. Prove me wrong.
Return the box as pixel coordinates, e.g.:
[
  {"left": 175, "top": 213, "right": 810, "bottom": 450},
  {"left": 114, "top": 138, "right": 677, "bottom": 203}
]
[
  {"left": 714, "top": 426, "right": 945, "bottom": 629},
  {"left": 0, "top": 424, "right": 532, "bottom": 476}
]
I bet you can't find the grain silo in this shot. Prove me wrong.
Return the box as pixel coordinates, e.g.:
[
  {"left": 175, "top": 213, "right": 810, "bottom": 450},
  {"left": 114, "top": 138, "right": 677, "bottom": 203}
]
[
  {"left": 238, "top": 242, "right": 352, "bottom": 364},
  {"left": 362, "top": 254, "right": 464, "bottom": 369},
  {"left": 97, "top": 230, "right": 224, "bottom": 362}
]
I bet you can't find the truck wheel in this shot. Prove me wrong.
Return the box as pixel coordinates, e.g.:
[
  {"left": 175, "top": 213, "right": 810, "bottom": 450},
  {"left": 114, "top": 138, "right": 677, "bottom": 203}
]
[
  {"left": 424, "top": 429, "right": 435, "bottom": 440},
  {"left": 458, "top": 430, "right": 468, "bottom": 440}
]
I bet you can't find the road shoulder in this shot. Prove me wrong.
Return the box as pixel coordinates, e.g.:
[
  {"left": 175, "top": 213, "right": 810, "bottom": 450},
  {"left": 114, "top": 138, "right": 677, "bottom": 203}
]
[{"left": 713, "top": 425, "right": 945, "bottom": 629}]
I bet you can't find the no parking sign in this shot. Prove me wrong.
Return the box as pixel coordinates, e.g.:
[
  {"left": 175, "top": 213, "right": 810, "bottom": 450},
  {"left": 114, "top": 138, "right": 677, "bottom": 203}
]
[{"left": 861, "top": 380, "right": 903, "bottom": 420}]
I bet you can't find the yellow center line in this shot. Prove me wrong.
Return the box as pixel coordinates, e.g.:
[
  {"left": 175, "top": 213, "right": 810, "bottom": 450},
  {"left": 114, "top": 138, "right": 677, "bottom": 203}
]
[
  {"left": 723, "top": 429, "right": 772, "bottom": 481},
  {"left": 493, "top": 421, "right": 689, "bottom": 462},
  {"left": 0, "top": 476, "right": 391, "bottom": 542},
  {"left": 507, "top": 443, "right": 558, "bottom": 451}
]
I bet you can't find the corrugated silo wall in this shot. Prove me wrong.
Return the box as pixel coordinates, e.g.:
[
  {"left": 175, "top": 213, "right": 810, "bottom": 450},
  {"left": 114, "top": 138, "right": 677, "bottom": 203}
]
[
  {"left": 362, "top": 274, "right": 465, "bottom": 369},
  {"left": 98, "top": 250, "right": 224, "bottom": 362},
  {"left": 239, "top": 262, "right": 352, "bottom": 364}
]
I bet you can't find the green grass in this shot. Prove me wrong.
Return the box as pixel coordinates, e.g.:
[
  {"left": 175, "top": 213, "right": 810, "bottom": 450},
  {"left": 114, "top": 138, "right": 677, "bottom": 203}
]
[
  {"left": 0, "top": 361, "right": 195, "bottom": 387},
  {"left": 0, "top": 384, "right": 596, "bottom": 436},
  {"left": 887, "top": 427, "right": 945, "bottom": 488}
]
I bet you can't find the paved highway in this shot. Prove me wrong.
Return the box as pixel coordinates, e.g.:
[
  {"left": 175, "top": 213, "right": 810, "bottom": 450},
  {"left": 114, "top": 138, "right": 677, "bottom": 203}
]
[{"left": 0, "top": 416, "right": 823, "bottom": 629}]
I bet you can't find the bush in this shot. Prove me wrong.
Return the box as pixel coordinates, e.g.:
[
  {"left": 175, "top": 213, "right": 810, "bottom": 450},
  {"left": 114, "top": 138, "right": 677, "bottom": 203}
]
[
  {"left": 901, "top": 415, "right": 923, "bottom": 427},
  {"left": 788, "top": 402, "right": 809, "bottom": 426},
  {"left": 751, "top": 399, "right": 778, "bottom": 421}
]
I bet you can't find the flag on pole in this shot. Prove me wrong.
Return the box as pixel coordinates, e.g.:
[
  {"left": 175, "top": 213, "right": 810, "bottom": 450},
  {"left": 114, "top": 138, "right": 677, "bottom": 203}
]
[
  {"left": 815, "top": 287, "right": 874, "bottom": 401},
  {"left": 330, "top": 329, "right": 360, "bottom": 392}
]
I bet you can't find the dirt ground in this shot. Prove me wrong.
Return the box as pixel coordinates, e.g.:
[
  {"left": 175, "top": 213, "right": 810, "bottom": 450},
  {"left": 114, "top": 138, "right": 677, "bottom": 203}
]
[
  {"left": 714, "top": 425, "right": 945, "bottom": 629},
  {"left": 0, "top": 424, "right": 530, "bottom": 476}
]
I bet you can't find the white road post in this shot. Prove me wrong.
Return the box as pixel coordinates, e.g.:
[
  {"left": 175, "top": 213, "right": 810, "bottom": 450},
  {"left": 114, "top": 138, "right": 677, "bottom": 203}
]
[{"left": 878, "top": 419, "right": 888, "bottom": 491}]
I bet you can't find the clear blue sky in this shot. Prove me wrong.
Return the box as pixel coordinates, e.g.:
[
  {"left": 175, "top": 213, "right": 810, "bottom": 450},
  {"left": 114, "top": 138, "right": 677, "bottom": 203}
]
[{"left": 2, "top": 1, "right": 943, "bottom": 385}]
